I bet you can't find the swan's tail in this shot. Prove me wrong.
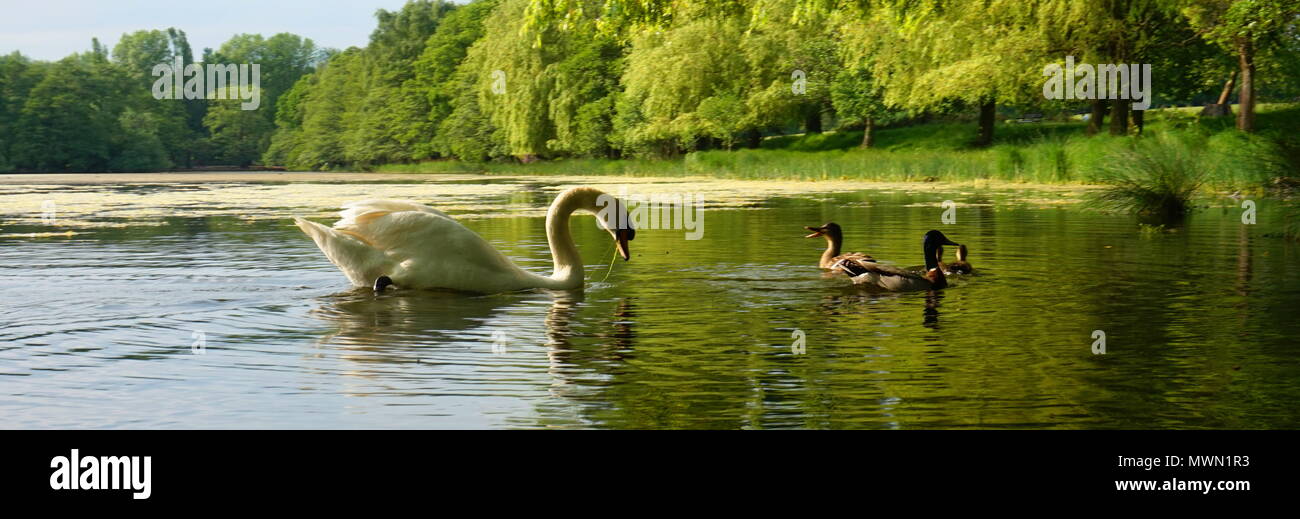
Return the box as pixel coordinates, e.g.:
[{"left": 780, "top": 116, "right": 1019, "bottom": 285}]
[{"left": 293, "top": 216, "right": 389, "bottom": 287}]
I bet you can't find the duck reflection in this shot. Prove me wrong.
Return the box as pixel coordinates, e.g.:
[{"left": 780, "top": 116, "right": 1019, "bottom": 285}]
[
  {"left": 816, "top": 290, "right": 877, "bottom": 316},
  {"left": 923, "top": 291, "right": 943, "bottom": 329}
]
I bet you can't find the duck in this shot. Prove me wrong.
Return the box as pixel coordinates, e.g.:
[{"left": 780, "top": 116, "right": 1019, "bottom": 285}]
[
  {"left": 906, "top": 243, "right": 972, "bottom": 275},
  {"left": 293, "top": 186, "right": 634, "bottom": 293},
  {"left": 804, "top": 222, "right": 876, "bottom": 272},
  {"left": 946, "top": 243, "right": 973, "bottom": 275},
  {"left": 832, "top": 230, "right": 960, "bottom": 291}
]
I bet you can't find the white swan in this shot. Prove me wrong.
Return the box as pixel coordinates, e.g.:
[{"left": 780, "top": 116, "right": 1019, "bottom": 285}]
[{"left": 293, "top": 187, "right": 634, "bottom": 293}]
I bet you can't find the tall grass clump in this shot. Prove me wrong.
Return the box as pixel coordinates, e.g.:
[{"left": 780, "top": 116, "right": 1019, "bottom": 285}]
[
  {"left": 1019, "top": 136, "right": 1072, "bottom": 182},
  {"left": 1090, "top": 132, "right": 1211, "bottom": 219},
  {"left": 993, "top": 145, "right": 1024, "bottom": 179}
]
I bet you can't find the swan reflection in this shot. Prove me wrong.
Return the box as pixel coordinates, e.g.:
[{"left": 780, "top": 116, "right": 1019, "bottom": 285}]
[{"left": 309, "top": 288, "right": 638, "bottom": 404}]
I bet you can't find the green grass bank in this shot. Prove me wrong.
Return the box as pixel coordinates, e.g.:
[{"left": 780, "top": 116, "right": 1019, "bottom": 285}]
[{"left": 373, "top": 104, "right": 1300, "bottom": 193}]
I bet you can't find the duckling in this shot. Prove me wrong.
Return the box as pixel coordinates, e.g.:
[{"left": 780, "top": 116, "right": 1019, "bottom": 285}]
[{"left": 946, "top": 243, "right": 973, "bottom": 275}]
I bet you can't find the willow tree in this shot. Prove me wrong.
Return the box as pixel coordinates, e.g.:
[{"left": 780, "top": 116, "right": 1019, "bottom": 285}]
[
  {"left": 523, "top": 0, "right": 749, "bottom": 39},
  {"left": 831, "top": 67, "right": 897, "bottom": 147},
  {"left": 834, "top": 1, "right": 1051, "bottom": 147},
  {"left": 1184, "top": 0, "right": 1300, "bottom": 132},
  {"left": 429, "top": 0, "right": 624, "bottom": 160},
  {"left": 451, "top": 0, "right": 621, "bottom": 158},
  {"left": 614, "top": 16, "right": 753, "bottom": 155},
  {"left": 741, "top": 0, "right": 841, "bottom": 138},
  {"left": 474, "top": 0, "right": 558, "bottom": 158},
  {"left": 527, "top": 0, "right": 844, "bottom": 152},
  {"left": 433, "top": 45, "right": 505, "bottom": 161}
]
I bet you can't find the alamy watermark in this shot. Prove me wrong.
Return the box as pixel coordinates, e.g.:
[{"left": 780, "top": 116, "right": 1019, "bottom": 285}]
[
  {"left": 152, "top": 56, "right": 261, "bottom": 110},
  {"left": 1092, "top": 330, "right": 1106, "bottom": 355},
  {"left": 490, "top": 329, "right": 509, "bottom": 355},
  {"left": 596, "top": 187, "right": 705, "bottom": 240},
  {"left": 1044, "top": 56, "right": 1151, "bottom": 111},
  {"left": 191, "top": 330, "right": 206, "bottom": 355},
  {"left": 491, "top": 70, "right": 507, "bottom": 95},
  {"left": 791, "top": 69, "right": 807, "bottom": 95},
  {"left": 50, "top": 449, "right": 151, "bottom": 500},
  {"left": 40, "top": 200, "right": 56, "bottom": 225}
]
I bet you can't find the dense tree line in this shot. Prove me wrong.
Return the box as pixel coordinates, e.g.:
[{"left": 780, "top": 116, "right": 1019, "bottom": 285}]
[
  {"left": 1, "top": 0, "right": 1297, "bottom": 172},
  {"left": 0, "top": 28, "right": 322, "bottom": 172}
]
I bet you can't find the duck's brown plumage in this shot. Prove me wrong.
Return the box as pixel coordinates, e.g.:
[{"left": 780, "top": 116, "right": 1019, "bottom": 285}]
[
  {"left": 835, "top": 230, "right": 960, "bottom": 292},
  {"left": 835, "top": 258, "right": 949, "bottom": 291},
  {"left": 945, "top": 244, "right": 973, "bottom": 275},
  {"left": 906, "top": 244, "right": 973, "bottom": 276},
  {"left": 804, "top": 223, "right": 875, "bottom": 270}
]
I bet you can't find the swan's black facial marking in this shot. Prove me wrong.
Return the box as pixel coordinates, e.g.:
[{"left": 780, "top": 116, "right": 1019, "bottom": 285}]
[
  {"left": 615, "top": 228, "right": 632, "bottom": 261},
  {"left": 374, "top": 276, "right": 394, "bottom": 292},
  {"left": 607, "top": 197, "right": 634, "bottom": 261}
]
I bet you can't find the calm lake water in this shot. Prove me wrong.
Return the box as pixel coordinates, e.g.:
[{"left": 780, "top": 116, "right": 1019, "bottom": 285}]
[{"left": 2, "top": 172, "right": 1298, "bottom": 429}]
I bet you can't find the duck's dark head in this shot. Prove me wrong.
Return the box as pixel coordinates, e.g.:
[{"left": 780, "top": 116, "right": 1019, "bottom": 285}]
[
  {"left": 804, "top": 222, "right": 843, "bottom": 242},
  {"left": 955, "top": 243, "right": 969, "bottom": 262},
  {"left": 923, "top": 230, "right": 960, "bottom": 271}
]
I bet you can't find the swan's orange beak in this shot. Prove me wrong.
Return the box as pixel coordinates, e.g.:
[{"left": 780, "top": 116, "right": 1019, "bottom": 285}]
[{"left": 615, "top": 228, "right": 632, "bottom": 261}]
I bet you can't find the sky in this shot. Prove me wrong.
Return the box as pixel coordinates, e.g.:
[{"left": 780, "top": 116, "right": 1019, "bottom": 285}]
[{"left": 0, "top": 0, "right": 447, "bottom": 61}]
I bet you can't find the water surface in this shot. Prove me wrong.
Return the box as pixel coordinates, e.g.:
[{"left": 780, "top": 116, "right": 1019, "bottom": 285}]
[{"left": 1, "top": 173, "right": 1297, "bottom": 428}]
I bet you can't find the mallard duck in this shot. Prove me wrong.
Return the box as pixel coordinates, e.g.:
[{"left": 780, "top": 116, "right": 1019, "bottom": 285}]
[
  {"left": 804, "top": 222, "right": 875, "bottom": 272},
  {"left": 833, "top": 230, "right": 960, "bottom": 291},
  {"left": 906, "top": 243, "right": 973, "bottom": 275}
]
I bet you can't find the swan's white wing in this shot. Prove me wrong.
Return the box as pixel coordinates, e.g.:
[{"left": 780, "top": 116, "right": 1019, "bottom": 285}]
[
  {"left": 336, "top": 199, "right": 451, "bottom": 229},
  {"left": 337, "top": 209, "right": 540, "bottom": 292},
  {"left": 294, "top": 217, "right": 393, "bottom": 287}
]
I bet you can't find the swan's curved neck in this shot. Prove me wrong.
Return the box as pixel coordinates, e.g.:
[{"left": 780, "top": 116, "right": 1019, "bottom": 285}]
[{"left": 541, "top": 188, "right": 602, "bottom": 290}]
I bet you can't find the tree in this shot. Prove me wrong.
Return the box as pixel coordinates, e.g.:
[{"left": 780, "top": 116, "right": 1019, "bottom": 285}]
[
  {"left": 346, "top": 0, "right": 457, "bottom": 166},
  {"left": 412, "top": 0, "right": 500, "bottom": 159},
  {"left": 206, "top": 32, "right": 323, "bottom": 163},
  {"left": 831, "top": 67, "right": 897, "bottom": 147},
  {"left": 615, "top": 16, "right": 752, "bottom": 155},
  {"left": 856, "top": 1, "right": 1052, "bottom": 147},
  {"left": 741, "top": 1, "right": 841, "bottom": 137},
  {"left": 12, "top": 54, "right": 122, "bottom": 171},
  {"left": 288, "top": 48, "right": 367, "bottom": 169},
  {"left": 205, "top": 86, "right": 273, "bottom": 166},
  {"left": 0, "top": 52, "right": 44, "bottom": 171},
  {"left": 1184, "top": 0, "right": 1300, "bottom": 132},
  {"left": 112, "top": 28, "right": 202, "bottom": 166},
  {"left": 111, "top": 109, "right": 172, "bottom": 171}
]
